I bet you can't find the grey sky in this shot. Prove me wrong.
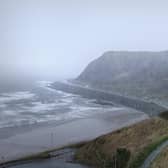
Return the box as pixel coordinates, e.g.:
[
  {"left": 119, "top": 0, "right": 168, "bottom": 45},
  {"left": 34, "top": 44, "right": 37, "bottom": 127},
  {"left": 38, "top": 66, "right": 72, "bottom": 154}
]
[{"left": 0, "top": 0, "right": 168, "bottom": 80}]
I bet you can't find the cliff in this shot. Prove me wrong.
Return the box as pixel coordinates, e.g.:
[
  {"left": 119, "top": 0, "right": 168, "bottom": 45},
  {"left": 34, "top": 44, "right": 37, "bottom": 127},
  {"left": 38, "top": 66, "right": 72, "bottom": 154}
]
[{"left": 77, "top": 51, "right": 168, "bottom": 102}]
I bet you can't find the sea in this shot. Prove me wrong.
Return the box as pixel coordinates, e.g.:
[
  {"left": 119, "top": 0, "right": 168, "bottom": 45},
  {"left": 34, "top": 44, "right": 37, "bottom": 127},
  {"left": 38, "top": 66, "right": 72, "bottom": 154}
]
[{"left": 0, "top": 81, "right": 113, "bottom": 129}]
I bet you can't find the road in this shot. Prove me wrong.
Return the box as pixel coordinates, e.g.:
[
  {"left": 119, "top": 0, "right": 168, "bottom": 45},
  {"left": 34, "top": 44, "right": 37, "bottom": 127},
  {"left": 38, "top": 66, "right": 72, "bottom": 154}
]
[{"left": 141, "top": 140, "right": 168, "bottom": 168}]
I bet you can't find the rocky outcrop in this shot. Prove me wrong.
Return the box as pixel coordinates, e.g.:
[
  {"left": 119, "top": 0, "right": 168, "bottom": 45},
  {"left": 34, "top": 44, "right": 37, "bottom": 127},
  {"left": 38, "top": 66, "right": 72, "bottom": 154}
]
[{"left": 77, "top": 51, "right": 168, "bottom": 100}]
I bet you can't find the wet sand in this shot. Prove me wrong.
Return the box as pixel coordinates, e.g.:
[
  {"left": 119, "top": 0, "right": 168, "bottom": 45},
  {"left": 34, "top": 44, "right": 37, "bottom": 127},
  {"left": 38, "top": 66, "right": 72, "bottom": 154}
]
[{"left": 0, "top": 108, "right": 148, "bottom": 163}]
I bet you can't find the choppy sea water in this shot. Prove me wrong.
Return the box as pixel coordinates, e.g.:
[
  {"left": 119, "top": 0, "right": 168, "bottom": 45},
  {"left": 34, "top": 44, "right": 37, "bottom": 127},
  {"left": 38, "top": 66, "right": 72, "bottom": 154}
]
[{"left": 0, "top": 81, "right": 114, "bottom": 128}]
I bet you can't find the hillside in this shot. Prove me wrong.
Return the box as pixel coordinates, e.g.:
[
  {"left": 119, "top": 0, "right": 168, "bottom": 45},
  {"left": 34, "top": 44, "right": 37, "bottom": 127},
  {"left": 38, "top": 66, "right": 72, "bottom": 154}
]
[
  {"left": 75, "top": 117, "right": 168, "bottom": 168},
  {"left": 150, "top": 146, "right": 168, "bottom": 168},
  {"left": 77, "top": 51, "right": 168, "bottom": 105}
]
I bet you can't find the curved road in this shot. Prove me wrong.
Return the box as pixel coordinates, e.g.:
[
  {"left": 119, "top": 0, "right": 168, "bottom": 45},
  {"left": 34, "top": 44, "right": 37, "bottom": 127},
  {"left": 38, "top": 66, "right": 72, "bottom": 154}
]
[{"left": 141, "top": 140, "right": 168, "bottom": 168}]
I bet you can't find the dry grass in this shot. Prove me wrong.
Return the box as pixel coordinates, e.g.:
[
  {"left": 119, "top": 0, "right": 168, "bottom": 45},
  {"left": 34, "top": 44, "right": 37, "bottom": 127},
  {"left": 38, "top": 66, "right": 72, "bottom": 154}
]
[
  {"left": 75, "top": 117, "right": 168, "bottom": 168},
  {"left": 150, "top": 147, "right": 168, "bottom": 168}
]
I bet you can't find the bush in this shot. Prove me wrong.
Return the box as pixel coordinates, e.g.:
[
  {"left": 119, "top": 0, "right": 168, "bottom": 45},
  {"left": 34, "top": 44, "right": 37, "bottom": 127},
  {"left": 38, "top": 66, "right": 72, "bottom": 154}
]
[
  {"left": 94, "top": 148, "right": 131, "bottom": 168},
  {"left": 159, "top": 111, "right": 168, "bottom": 120}
]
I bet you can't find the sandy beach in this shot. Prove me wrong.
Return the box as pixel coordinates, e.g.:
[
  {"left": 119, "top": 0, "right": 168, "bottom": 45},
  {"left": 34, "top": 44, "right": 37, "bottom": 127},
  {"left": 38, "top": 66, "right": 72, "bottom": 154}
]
[{"left": 0, "top": 108, "right": 148, "bottom": 163}]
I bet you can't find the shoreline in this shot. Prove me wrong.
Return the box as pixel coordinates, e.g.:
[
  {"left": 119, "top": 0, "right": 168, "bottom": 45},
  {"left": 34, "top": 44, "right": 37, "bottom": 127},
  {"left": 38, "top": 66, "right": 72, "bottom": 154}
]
[
  {"left": 51, "top": 81, "right": 167, "bottom": 115},
  {"left": 0, "top": 108, "right": 148, "bottom": 163}
]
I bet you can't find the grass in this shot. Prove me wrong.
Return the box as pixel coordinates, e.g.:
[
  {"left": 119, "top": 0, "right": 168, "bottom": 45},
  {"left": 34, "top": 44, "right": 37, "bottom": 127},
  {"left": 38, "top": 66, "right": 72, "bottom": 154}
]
[
  {"left": 75, "top": 117, "right": 168, "bottom": 168},
  {"left": 150, "top": 146, "right": 168, "bottom": 168},
  {"left": 129, "top": 136, "right": 168, "bottom": 168},
  {"left": 2, "top": 117, "right": 168, "bottom": 168}
]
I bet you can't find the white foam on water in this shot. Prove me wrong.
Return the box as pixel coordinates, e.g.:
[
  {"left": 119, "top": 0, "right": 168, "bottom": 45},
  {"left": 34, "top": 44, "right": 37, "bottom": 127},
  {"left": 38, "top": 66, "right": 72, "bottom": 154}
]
[
  {"left": 0, "top": 81, "right": 123, "bottom": 128},
  {"left": 0, "top": 91, "right": 35, "bottom": 103},
  {"left": 25, "top": 102, "right": 57, "bottom": 113}
]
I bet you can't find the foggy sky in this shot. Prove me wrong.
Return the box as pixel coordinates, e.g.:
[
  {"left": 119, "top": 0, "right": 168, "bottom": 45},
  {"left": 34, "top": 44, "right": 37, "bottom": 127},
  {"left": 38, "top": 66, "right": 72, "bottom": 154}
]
[{"left": 1, "top": 0, "right": 168, "bottom": 81}]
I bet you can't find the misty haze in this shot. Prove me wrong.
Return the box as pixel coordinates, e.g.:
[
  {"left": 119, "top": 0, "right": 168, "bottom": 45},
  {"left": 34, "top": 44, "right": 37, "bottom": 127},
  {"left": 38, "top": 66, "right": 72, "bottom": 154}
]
[{"left": 1, "top": 0, "right": 168, "bottom": 168}]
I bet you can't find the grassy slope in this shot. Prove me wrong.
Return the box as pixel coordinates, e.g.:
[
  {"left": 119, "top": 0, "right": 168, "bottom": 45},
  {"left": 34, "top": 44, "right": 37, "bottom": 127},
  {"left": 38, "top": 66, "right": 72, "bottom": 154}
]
[
  {"left": 75, "top": 118, "right": 168, "bottom": 168},
  {"left": 150, "top": 146, "right": 168, "bottom": 168}
]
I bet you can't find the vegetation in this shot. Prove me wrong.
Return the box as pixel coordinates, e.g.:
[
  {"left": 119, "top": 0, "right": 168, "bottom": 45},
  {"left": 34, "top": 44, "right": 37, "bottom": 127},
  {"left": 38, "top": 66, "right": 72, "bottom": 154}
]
[
  {"left": 75, "top": 118, "right": 168, "bottom": 168},
  {"left": 150, "top": 146, "right": 168, "bottom": 168},
  {"left": 77, "top": 51, "right": 168, "bottom": 104},
  {"left": 159, "top": 111, "right": 168, "bottom": 120},
  {"left": 129, "top": 136, "right": 168, "bottom": 168},
  {"left": 2, "top": 118, "right": 168, "bottom": 168},
  {"left": 115, "top": 148, "right": 131, "bottom": 168}
]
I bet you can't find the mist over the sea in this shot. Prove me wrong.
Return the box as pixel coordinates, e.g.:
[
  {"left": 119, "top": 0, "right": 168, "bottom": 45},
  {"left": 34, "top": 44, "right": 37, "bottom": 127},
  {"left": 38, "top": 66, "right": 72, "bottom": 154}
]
[{"left": 1, "top": 0, "right": 168, "bottom": 83}]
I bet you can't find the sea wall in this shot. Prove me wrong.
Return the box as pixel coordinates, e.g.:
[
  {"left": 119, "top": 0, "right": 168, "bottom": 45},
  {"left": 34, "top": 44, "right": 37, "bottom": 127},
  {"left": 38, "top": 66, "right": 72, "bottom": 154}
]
[{"left": 51, "top": 82, "right": 167, "bottom": 116}]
